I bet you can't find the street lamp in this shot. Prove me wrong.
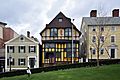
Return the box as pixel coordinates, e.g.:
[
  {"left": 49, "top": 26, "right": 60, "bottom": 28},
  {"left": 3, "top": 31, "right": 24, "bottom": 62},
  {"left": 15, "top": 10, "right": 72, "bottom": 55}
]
[
  {"left": 90, "top": 47, "right": 92, "bottom": 62},
  {"left": 9, "top": 56, "right": 12, "bottom": 71}
]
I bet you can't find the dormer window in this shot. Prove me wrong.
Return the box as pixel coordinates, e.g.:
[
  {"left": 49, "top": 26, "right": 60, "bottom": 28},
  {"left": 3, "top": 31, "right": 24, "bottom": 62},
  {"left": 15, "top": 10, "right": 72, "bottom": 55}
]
[{"left": 58, "top": 18, "right": 63, "bottom": 22}]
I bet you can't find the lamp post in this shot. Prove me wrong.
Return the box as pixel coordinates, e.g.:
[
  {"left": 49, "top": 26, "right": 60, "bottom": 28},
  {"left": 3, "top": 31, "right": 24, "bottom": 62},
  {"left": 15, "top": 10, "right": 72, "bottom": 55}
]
[
  {"left": 72, "top": 19, "right": 74, "bottom": 64},
  {"left": 90, "top": 47, "right": 92, "bottom": 62}
]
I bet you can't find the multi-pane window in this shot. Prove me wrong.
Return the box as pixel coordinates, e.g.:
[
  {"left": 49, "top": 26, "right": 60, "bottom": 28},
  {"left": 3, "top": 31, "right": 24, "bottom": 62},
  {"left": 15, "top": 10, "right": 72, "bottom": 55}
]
[
  {"left": 18, "top": 58, "right": 25, "bottom": 65},
  {"left": 29, "top": 46, "right": 36, "bottom": 53},
  {"left": 56, "top": 52, "right": 61, "bottom": 58},
  {"left": 50, "top": 28, "right": 57, "bottom": 37},
  {"left": 100, "top": 48, "right": 104, "bottom": 55},
  {"left": 100, "top": 27, "right": 104, "bottom": 31},
  {"left": 58, "top": 18, "right": 63, "bottom": 22},
  {"left": 111, "top": 36, "right": 115, "bottom": 43},
  {"left": 100, "top": 36, "right": 104, "bottom": 42},
  {"left": 18, "top": 46, "right": 25, "bottom": 53},
  {"left": 92, "top": 36, "right": 96, "bottom": 42},
  {"left": 66, "top": 43, "right": 72, "bottom": 58},
  {"left": 65, "top": 28, "right": 72, "bottom": 36},
  {"left": 111, "top": 26, "right": 116, "bottom": 31},
  {"left": 92, "top": 49, "right": 96, "bottom": 54},
  {"left": 45, "top": 43, "right": 55, "bottom": 48},
  {"left": 7, "top": 58, "right": 14, "bottom": 65},
  {"left": 7, "top": 46, "right": 14, "bottom": 53}
]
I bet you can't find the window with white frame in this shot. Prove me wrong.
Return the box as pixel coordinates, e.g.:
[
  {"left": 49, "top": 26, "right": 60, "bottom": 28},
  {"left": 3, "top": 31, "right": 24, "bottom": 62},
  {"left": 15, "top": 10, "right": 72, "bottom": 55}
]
[
  {"left": 111, "top": 35, "right": 115, "bottom": 43},
  {"left": 92, "top": 48, "right": 96, "bottom": 55},
  {"left": 7, "top": 58, "right": 14, "bottom": 65},
  {"left": 50, "top": 28, "right": 58, "bottom": 37},
  {"left": 65, "top": 28, "right": 72, "bottom": 36},
  {"left": 92, "top": 36, "right": 96, "bottom": 42},
  {"left": 100, "top": 26, "right": 104, "bottom": 31},
  {"left": 7, "top": 46, "right": 14, "bottom": 53},
  {"left": 18, "top": 58, "right": 25, "bottom": 65},
  {"left": 100, "top": 36, "right": 104, "bottom": 43},
  {"left": 29, "top": 46, "right": 36, "bottom": 53},
  {"left": 100, "top": 48, "right": 104, "bottom": 55},
  {"left": 18, "top": 46, "right": 25, "bottom": 53}
]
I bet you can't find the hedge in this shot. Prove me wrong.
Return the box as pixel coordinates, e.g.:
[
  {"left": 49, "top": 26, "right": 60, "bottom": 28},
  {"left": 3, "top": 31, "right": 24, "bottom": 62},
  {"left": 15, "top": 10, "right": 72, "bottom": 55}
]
[{"left": 0, "top": 59, "right": 120, "bottom": 78}]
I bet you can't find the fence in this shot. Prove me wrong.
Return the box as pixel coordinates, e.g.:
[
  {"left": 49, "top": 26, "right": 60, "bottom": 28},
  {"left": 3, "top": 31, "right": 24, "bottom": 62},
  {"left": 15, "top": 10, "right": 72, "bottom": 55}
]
[{"left": 0, "top": 59, "right": 120, "bottom": 78}]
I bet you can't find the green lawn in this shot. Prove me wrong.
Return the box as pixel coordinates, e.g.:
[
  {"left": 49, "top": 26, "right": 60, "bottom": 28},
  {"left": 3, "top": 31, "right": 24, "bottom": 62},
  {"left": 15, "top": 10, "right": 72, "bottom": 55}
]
[{"left": 1, "top": 64, "right": 120, "bottom": 80}]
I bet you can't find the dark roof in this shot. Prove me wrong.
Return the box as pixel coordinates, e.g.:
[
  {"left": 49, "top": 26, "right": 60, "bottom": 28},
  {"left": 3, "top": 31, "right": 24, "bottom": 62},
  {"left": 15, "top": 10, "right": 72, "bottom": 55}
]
[
  {"left": 0, "top": 22, "right": 7, "bottom": 26},
  {"left": 82, "top": 17, "right": 120, "bottom": 26},
  {"left": 40, "top": 12, "right": 81, "bottom": 35}
]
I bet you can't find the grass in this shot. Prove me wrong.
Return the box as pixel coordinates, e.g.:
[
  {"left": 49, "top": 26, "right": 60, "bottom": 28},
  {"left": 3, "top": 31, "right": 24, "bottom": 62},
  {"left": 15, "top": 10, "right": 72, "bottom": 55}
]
[{"left": 1, "top": 64, "right": 120, "bottom": 80}]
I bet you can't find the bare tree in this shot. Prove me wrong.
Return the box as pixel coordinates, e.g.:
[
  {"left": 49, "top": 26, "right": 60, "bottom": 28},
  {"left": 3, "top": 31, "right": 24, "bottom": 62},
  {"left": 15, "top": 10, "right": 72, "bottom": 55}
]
[{"left": 90, "top": 6, "right": 112, "bottom": 67}]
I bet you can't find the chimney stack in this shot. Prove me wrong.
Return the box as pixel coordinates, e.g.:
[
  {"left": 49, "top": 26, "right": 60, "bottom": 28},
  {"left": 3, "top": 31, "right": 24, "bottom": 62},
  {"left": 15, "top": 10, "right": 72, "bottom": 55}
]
[
  {"left": 112, "top": 9, "right": 119, "bottom": 17},
  {"left": 27, "top": 31, "right": 30, "bottom": 38},
  {"left": 90, "top": 10, "right": 97, "bottom": 17}
]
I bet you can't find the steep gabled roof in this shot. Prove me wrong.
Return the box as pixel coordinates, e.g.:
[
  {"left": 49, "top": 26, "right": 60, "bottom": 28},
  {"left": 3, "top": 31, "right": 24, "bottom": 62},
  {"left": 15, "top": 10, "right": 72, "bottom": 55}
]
[
  {"left": 5, "top": 34, "right": 39, "bottom": 44},
  {"left": 40, "top": 12, "right": 81, "bottom": 35}
]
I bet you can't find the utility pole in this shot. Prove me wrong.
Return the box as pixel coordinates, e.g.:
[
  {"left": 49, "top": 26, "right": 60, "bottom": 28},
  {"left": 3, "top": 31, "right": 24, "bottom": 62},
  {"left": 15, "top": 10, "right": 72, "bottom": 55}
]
[{"left": 72, "top": 19, "right": 74, "bottom": 64}]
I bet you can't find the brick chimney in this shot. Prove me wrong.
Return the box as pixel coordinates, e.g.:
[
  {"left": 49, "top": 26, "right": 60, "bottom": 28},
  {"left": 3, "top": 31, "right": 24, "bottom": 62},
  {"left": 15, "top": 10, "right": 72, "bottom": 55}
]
[
  {"left": 90, "top": 10, "right": 97, "bottom": 17},
  {"left": 27, "top": 31, "right": 30, "bottom": 38},
  {"left": 112, "top": 9, "right": 119, "bottom": 17}
]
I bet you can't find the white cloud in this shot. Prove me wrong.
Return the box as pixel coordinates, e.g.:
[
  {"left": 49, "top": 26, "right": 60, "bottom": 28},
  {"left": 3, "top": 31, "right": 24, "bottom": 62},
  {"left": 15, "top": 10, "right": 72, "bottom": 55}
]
[{"left": 1, "top": 0, "right": 120, "bottom": 44}]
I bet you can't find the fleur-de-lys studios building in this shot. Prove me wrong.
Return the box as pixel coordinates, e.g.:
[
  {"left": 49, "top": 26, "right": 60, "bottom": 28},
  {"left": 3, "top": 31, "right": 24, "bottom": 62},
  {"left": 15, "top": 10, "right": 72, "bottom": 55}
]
[{"left": 40, "top": 12, "right": 81, "bottom": 66}]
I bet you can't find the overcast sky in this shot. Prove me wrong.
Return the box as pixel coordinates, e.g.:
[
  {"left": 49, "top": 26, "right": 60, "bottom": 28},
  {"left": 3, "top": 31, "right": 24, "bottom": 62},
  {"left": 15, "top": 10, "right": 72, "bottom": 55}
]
[{"left": 0, "top": 0, "right": 120, "bottom": 43}]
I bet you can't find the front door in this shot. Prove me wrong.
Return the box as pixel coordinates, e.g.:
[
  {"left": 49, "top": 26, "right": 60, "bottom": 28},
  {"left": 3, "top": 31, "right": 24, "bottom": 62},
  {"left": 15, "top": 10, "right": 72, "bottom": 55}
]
[
  {"left": 111, "top": 49, "right": 115, "bottom": 58},
  {"left": 29, "top": 58, "right": 35, "bottom": 68}
]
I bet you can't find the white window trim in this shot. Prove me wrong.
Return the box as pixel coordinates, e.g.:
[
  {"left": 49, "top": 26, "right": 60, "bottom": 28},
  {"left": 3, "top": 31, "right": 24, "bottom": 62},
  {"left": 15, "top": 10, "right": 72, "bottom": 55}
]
[
  {"left": 100, "top": 48, "right": 104, "bottom": 55},
  {"left": 100, "top": 35, "right": 104, "bottom": 43},
  {"left": 91, "top": 35, "right": 96, "bottom": 43},
  {"left": 110, "top": 35, "right": 116, "bottom": 43},
  {"left": 19, "top": 58, "right": 25, "bottom": 65},
  {"left": 92, "top": 48, "right": 96, "bottom": 55},
  {"left": 19, "top": 45, "right": 25, "bottom": 53},
  {"left": 29, "top": 45, "right": 36, "bottom": 52},
  {"left": 8, "top": 45, "right": 14, "bottom": 53},
  {"left": 109, "top": 48, "right": 117, "bottom": 59}
]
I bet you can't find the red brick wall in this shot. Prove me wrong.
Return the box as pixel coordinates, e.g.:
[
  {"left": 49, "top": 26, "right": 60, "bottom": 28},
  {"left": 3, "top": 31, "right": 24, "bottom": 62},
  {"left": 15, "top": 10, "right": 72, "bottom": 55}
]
[{"left": 3, "top": 28, "right": 14, "bottom": 42}]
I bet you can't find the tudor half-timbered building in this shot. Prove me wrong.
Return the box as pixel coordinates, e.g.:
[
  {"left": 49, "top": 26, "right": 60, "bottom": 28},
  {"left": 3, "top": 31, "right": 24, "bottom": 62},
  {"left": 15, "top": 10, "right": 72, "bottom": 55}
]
[{"left": 40, "top": 12, "right": 81, "bottom": 66}]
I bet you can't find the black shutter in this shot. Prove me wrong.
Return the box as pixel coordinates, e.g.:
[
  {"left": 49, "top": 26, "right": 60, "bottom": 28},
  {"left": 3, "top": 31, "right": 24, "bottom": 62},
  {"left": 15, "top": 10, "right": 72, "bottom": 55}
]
[
  {"left": 18, "top": 46, "right": 20, "bottom": 53},
  {"left": 13, "top": 46, "right": 14, "bottom": 53},
  {"left": 7, "top": 59, "right": 9, "bottom": 65},
  {"left": 29, "top": 46, "right": 30, "bottom": 53},
  {"left": 18, "top": 59, "right": 20, "bottom": 65},
  {"left": 7, "top": 46, "right": 9, "bottom": 53},
  {"left": 24, "top": 46, "right": 26, "bottom": 53},
  {"left": 12, "top": 58, "right": 14, "bottom": 65},
  {"left": 24, "top": 59, "right": 26, "bottom": 65},
  {"left": 34, "top": 46, "right": 36, "bottom": 53}
]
